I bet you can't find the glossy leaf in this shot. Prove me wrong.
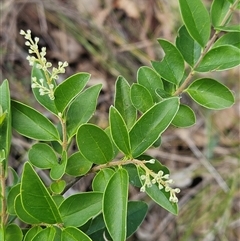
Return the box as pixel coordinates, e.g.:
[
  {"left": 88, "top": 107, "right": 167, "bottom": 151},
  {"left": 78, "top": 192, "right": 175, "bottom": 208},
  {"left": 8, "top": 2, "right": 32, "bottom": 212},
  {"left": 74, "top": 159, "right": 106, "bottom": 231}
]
[
  {"left": 62, "top": 227, "right": 92, "bottom": 241},
  {"left": 213, "top": 32, "right": 240, "bottom": 49},
  {"left": 0, "top": 80, "right": 11, "bottom": 160},
  {"left": 50, "top": 180, "right": 66, "bottom": 194},
  {"left": 179, "top": 0, "right": 210, "bottom": 47},
  {"left": 129, "top": 98, "right": 179, "bottom": 157},
  {"left": 172, "top": 104, "right": 196, "bottom": 127},
  {"left": 50, "top": 150, "right": 67, "bottom": 180},
  {"left": 7, "top": 183, "right": 20, "bottom": 215},
  {"left": 152, "top": 39, "right": 184, "bottom": 85},
  {"left": 137, "top": 66, "right": 163, "bottom": 102},
  {"left": 114, "top": 76, "right": 137, "bottom": 129},
  {"left": 214, "top": 25, "right": 240, "bottom": 32},
  {"left": 77, "top": 124, "right": 113, "bottom": 164},
  {"left": 28, "top": 143, "right": 57, "bottom": 169},
  {"left": 196, "top": 45, "right": 240, "bottom": 72},
  {"left": 31, "top": 62, "right": 58, "bottom": 114},
  {"left": 210, "top": 0, "right": 230, "bottom": 27},
  {"left": 54, "top": 73, "right": 90, "bottom": 113},
  {"left": 67, "top": 84, "right": 102, "bottom": 138},
  {"left": 11, "top": 100, "right": 59, "bottom": 141},
  {"left": 32, "top": 227, "right": 56, "bottom": 241},
  {"left": 186, "top": 78, "right": 235, "bottom": 110},
  {"left": 126, "top": 201, "right": 148, "bottom": 238},
  {"left": 123, "top": 164, "right": 142, "bottom": 188},
  {"left": 103, "top": 168, "right": 129, "bottom": 241},
  {"left": 24, "top": 226, "right": 43, "bottom": 241},
  {"left": 20, "top": 162, "right": 62, "bottom": 223},
  {"left": 138, "top": 168, "right": 178, "bottom": 215},
  {"left": 92, "top": 168, "right": 115, "bottom": 192},
  {"left": 176, "top": 25, "right": 202, "bottom": 67},
  {"left": 66, "top": 151, "right": 92, "bottom": 177},
  {"left": 59, "top": 192, "right": 103, "bottom": 227},
  {"left": 5, "top": 224, "right": 23, "bottom": 241},
  {"left": 130, "top": 83, "right": 154, "bottom": 112},
  {"left": 109, "top": 106, "right": 131, "bottom": 156}
]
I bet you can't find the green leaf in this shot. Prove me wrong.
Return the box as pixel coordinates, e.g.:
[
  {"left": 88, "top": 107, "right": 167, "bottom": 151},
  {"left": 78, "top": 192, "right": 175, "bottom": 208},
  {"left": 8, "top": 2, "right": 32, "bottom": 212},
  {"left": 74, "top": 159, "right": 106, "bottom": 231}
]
[
  {"left": 62, "top": 227, "right": 92, "bottom": 241},
  {"left": 54, "top": 73, "right": 90, "bottom": 113},
  {"left": 138, "top": 168, "right": 178, "bottom": 215},
  {"left": 214, "top": 25, "right": 240, "bottom": 32},
  {"left": 0, "top": 80, "right": 11, "bottom": 160},
  {"left": 196, "top": 45, "right": 240, "bottom": 72},
  {"left": 20, "top": 162, "right": 62, "bottom": 223},
  {"left": 66, "top": 151, "right": 92, "bottom": 177},
  {"left": 179, "top": 0, "right": 211, "bottom": 47},
  {"left": 137, "top": 66, "right": 163, "bottom": 102},
  {"left": 31, "top": 62, "right": 58, "bottom": 114},
  {"left": 66, "top": 84, "right": 102, "bottom": 138},
  {"left": 186, "top": 78, "right": 235, "bottom": 110},
  {"left": 5, "top": 224, "right": 23, "bottom": 241},
  {"left": 50, "top": 150, "right": 67, "bottom": 180},
  {"left": 11, "top": 100, "right": 60, "bottom": 141},
  {"left": 28, "top": 143, "right": 58, "bottom": 169},
  {"left": 213, "top": 32, "right": 240, "bottom": 49},
  {"left": 50, "top": 180, "right": 66, "bottom": 194},
  {"left": 59, "top": 192, "right": 103, "bottom": 227},
  {"left": 129, "top": 98, "right": 179, "bottom": 157},
  {"left": 123, "top": 164, "right": 142, "bottom": 187},
  {"left": 109, "top": 106, "right": 131, "bottom": 156},
  {"left": 172, "top": 104, "right": 196, "bottom": 127},
  {"left": 92, "top": 168, "right": 115, "bottom": 192},
  {"left": 152, "top": 39, "right": 184, "bottom": 85},
  {"left": 210, "top": 0, "right": 230, "bottom": 27},
  {"left": 130, "top": 84, "right": 154, "bottom": 112},
  {"left": 7, "top": 183, "right": 20, "bottom": 215},
  {"left": 32, "top": 227, "right": 56, "bottom": 241},
  {"left": 24, "top": 226, "right": 43, "bottom": 241},
  {"left": 103, "top": 168, "right": 129, "bottom": 241},
  {"left": 126, "top": 201, "right": 148, "bottom": 238},
  {"left": 77, "top": 124, "right": 113, "bottom": 164},
  {"left": 114, "top": 76, "right": 137, "bottom": 129},
  {"left": 176, "top": 25, "right": 202, "bottom": 67}
]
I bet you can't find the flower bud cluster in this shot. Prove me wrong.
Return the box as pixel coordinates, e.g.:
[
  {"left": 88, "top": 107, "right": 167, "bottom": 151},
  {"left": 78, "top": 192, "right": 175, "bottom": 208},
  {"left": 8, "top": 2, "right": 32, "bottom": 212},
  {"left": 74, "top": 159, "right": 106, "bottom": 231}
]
[
  {"left": 140, "top": 165, "right": 180, "bottom": 203},
  {"left": 20, "top": 30, "right": 68, "bottom": 100}
]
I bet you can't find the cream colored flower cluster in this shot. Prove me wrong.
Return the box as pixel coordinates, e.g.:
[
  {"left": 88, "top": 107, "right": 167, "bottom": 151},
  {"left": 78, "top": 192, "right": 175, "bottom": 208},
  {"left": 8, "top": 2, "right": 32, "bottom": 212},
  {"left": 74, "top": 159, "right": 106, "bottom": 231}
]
[
  {"left": 20, "top": 30, "right": 68, "bottom": 100},
  {"left": 139, "top": 162, "right": 180, "bottom": 203}
]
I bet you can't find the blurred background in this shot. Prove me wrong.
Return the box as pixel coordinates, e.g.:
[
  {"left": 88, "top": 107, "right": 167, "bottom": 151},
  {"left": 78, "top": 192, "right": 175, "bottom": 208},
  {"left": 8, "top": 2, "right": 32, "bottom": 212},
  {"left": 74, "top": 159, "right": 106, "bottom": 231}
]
[{"left": 0, "top": 0, "right": 239, "bottom": 240}]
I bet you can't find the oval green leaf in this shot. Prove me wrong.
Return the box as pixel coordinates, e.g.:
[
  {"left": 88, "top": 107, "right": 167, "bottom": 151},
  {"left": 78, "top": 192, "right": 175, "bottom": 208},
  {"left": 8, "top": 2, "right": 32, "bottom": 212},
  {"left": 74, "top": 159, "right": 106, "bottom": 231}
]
[
  {"left": 92, "top": 168, "right": 115, "bottom": 192},
  {"left": 114, "top": 76, "right": 137, "bottom": 129},
  {"left": 5, "top": 224, "right": 23, "bottom": 241},
  {"left": 186, "top": 78, "right": 235, "bottom": 110},
  {"left": 66, "top": 84, "right": 102, "bottom": 138},
  {"left": 196, "top": 45, "right": 240, "bottom": 72},
  {"left": 176, "top": 25, "right": 202, "bottom": 67},
  {"left": 172, "top": 104, "right": 196, "bottom": 127},
  {"left": 62, "top": 227, "right": 92, "bottom": 241},
  {"left": 130, "top": 83, "right": 154, "bottom": 112},
  {"left": 54, "top": 72, "right": 90, "bottom": 113},
  {"left": 7, "top": 183, "right": 20, "bottom": 215},
  {"left": 28, "top": 143, "right": 58, "bottom": 169},
  {"left": 11, "top": 100, "right": 60, "bottom": 141},
  {"left": 24, "top": 226, "right": 43, "bottom": 241},
  {"left": 137, "top": 66, "right": 163, "bottom": 102},
  {"left": 179, "top": 0, "right": 211, "bottom": 47},
  {"left": 50, "top": 150, "right": 67, "bottom": 180},
  {"left": 77, "top": 124, "right": 113, "bottom": 164},
  {"left": 214, "top": 25, "right": 240, "bottom": 32},
  {"left": 65, "top": 151, "right": 92, "bottom": 177},
  {"left": 50, "top": 180, "right": 66, "bottom": 194},
  {"left": 20, "top": 162, "right": 62, "bottom": 224},
  {"left": 213, "top": 32, "right": 240, "bottom": 49},
  {"left": 103, "top": 168, "right": 129, "bottom": 241},
  {"left": 59, "top": 192, "right": 103, "bottom": 227},
  {"left": 32, "top": 227, "right": 56, "bottom": 241},
  {"left": 152, "top": 39, "right": 184, "bottom": 85},
  {"left": 109, "top": 106, "right": 131, "bottom": 156},
  {"left": 129, "top": 97, "right": 179, "bottom": 158}
]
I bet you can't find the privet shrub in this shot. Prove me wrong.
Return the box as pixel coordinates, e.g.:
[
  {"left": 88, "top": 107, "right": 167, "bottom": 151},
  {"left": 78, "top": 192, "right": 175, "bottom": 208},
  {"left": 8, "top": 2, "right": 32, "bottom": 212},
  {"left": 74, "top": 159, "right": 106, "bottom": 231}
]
[{"left": 0, "top": 0, "right": 239, "bottom": 240}]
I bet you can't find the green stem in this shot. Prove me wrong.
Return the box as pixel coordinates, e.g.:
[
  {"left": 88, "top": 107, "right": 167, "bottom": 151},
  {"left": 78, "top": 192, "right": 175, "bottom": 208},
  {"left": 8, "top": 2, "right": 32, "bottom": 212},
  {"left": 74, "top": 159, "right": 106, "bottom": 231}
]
[
  {"left": 59, "top": 114, "right": 68, "bottom": 151},
  {"left": 174, "top": 0, "right": 239, "bottom": 96}
]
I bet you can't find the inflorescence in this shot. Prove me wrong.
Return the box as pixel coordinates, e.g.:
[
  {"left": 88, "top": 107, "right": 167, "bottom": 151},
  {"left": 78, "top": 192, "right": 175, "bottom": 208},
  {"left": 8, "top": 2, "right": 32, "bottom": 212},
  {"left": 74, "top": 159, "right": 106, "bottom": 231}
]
[
  {"left": 139, "top": 159, "right": 180, "bottom": 203},
  {"left": 20, "top": 29, "right": 68, "bottom": 100}
]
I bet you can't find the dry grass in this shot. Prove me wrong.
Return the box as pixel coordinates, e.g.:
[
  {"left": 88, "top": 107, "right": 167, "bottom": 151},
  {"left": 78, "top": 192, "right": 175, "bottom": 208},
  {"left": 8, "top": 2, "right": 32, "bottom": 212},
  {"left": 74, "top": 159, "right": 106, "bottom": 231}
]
[{"left": 0, "top": 0, "right": 239, "bottom": 240}]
